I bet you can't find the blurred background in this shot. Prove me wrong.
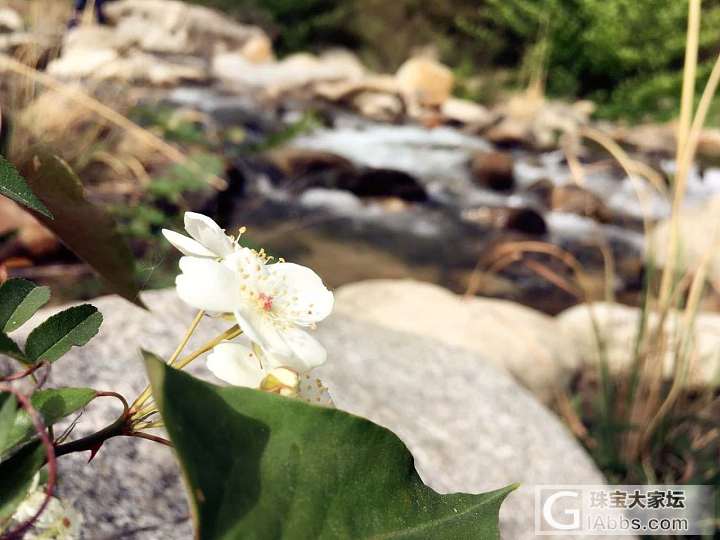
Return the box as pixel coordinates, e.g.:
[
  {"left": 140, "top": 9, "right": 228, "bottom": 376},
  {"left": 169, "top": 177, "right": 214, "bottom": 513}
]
[{"left": 1, "top": 0, "right": 720, "bottom": 526}]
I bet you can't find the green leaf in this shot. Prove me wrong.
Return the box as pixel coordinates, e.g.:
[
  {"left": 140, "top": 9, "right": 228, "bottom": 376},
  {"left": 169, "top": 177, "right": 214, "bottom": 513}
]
[
  {"left": 0, "top": 278, "right": 51, "bottom": 333},
  {"left": 22, "top": 153, "right": 145, "bottom": 308},
  {"left": 0, "top": 155, "right": 52, "bottom": 219},
  {"left": 145, "top": 353, "right": 516, "bottom": 540},
  {"left": 0, "top": 394, "right": 17, "bottom": 451},
  {"left": 0, "top": 442, "right": 45, "bottom": 527},
  {"left": 0, "top": 387, "right": 96, "bottom": 457},
  {"left": 24, "top": 305, "right": 102, "bottom": 364},
  {"left": 0, "top": 333, "right": 25, "bottom": 362}
]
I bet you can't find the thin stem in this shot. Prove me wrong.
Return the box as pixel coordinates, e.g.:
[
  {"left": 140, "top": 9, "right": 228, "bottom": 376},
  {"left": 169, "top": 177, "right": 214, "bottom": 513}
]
[
  {"left": 0, "top": 361, "right": 47, "bottom": 382},
  {"left": 131, "top": 432, "right": 172, "bottom": 447},
  {"left": 53, "top": 416, "right": 127, "bottom": 458},
  {"left": 169, "top": 310, "right": 205, "bottom": 366},
  {"left": 130, "top": 325, "right": 241, "bottom": 413}
]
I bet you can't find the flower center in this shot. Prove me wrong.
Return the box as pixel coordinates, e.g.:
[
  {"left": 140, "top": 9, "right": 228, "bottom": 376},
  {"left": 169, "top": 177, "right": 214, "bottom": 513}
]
[{"left": 258, "top": 292, "right": 274, "bottom": 312}]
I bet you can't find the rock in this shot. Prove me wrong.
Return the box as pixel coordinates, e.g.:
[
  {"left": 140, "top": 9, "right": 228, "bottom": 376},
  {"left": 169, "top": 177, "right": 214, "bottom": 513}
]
[
  {"left": 350, "top": 168, "right": 428, "bottom": 202},
  {"left": 484, "top": 117, "right": 531, "bottom": 147},
  {"left": 213, "top": 50, "right": 365, "bottom": 95},
  {"left": 648, "top": 196, "right": 720, "bottom": 284},
  {"left": 441, "top": 97, "right": 494, "bottom": 128},
  {"left": 266, "top": 148, "right": 428, "bottom": 202},
  {"left": 266, "top": 147, "right": 356, "bottom": 179},
  {"left": 351, "top": 91, "right": 404, "bottom": 122},
  {"left": 94, "top": 51, "right": 207, "bottom": 85},
  {"left": 504, "top": 207, "right": 548, "bottom": 235},
  {"left": 332, "top": 279, "right": 577, "bottom": 400},
  {"left": 551, "top": 185, "right": 613, "bottom": 223},
  {"left": 238, "top": 33, "right": 274, "bottom": 63},
  {"left": 315, "top": 308, "right": 606, "bottom": 540},
  {"left": 105, "top": 0, "right": 265, "bottom": 56},
  {"left": 0, "top": 8, "right": 23, "bottom": 33},
  {"left": 8, "top": 289, "right": 604, "bottom": 539},
  {"left": 470, "top": 150, "right": 515, "bottom": 191},
  {"left": 558, "top": 302, "right": 720, "bottom": 386},
  {"left": 524, "top": 178, "right": 555, "bottom": 204},
  {"left": 47, "top": 48, "right": 119, "bottom": 80},
  {"left": 395, "top": 57, "right": 454, "bottom": 109}
]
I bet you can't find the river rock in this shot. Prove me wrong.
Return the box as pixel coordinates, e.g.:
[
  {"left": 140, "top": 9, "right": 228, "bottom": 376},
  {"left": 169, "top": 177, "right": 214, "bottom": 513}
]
[
  {"left": 470, "top": 150, "right": 516, "bottom": 191},
  {"left": 6, "top": 289, "right": 605, "bottom": 539},
  {"left": 104, "top": 0, "right": 264, "bottom": 55},
  {"left": 213, "top": 50, "right": 365, "bottom": 95},
  {"left": 648, "top": 196, "right": 720, "bottom": 284},
  {"left": 551, "top": 185, "right": 613, "bottom": 223},
  {"left": 332, "top": 279, "right": 577, "bottom": 400},
  {"left": 557, "top": 302, "right": 720, "bottom": 385},
  {"left": 441, "top": 97, "right": 494, "bottom": 128},
  {"left": 395, "top": 57, "right": 454, "bottom": 109}
]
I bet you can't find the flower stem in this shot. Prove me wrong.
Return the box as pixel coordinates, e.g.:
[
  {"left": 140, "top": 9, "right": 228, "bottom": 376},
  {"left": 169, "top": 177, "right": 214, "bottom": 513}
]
[{"left": 129, "top": 324, "right": 241, "bottom": 415}]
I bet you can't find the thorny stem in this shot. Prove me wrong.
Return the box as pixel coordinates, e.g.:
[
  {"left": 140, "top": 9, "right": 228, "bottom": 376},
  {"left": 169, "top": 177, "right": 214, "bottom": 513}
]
[{"left": 0, "top": 386, "right": 57, "bottom": 540}]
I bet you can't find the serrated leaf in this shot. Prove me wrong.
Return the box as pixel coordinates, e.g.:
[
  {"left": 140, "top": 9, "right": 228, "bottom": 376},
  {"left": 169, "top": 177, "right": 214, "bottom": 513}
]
[
  {"left": 0, "top": 154, "right": 52, "bottom": 219},
  {"left": 0, "top": 394, "right": 17, "bottom": 451},
  {"left": 0, "top": 333, "right": 24, "bottom": 362},
  {"left": 24, "top": 305, "right": 102, "bottom": 364},
  {"left": 21, "top": 153, "right": 145, "bottom": 308},
  {"left": 0, "top": 279, "right": 51, "bottom": 333},
  {"left": 0, "top": 387, "right": 96, "bottom": 458},
  {"left": 0, "top": 442, "right": 45, "bottom": 527},
  {"left": 145, "top": 353, "right": 516, "bottom": 540}
]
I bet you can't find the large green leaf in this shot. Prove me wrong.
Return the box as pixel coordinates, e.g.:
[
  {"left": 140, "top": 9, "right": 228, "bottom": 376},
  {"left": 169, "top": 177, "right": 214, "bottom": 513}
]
[
  {"left": 0, "top": 442, "right": 45, "bottom": 528},
  {"left": 146, "top": 354, "right": 516, "bottom": 540},
  {"left": 22, "top": 153, "right": 145, "bottom": 308},
  {"left": 0, "top": 279, "right": 51, "bottom": 333},
  {"left": 24, "top": 305, "right": 102, "bottom": 364},
  {"left": 0, "top": 388, "right": 96, "bottom": 457},
  {"left": 0, "top": 333, "right": 24, "bottom": 362},
  {"left": 0, "top": 155, "right": 52, "bottom": 219}
]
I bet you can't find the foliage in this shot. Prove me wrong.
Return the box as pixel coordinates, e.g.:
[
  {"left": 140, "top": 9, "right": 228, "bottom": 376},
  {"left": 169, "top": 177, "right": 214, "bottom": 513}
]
[{"left": 147, "top": 354, "right": 515, "bottom": 539}]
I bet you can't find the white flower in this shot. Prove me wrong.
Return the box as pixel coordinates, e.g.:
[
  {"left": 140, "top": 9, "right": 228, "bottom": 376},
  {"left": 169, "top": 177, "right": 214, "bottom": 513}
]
[
  {"left": 176, "top": 248, "right": 333, "bottom": 371},
  {"left": 12, "top": 483, "right": 83, "bottom": 539},
  {"left": 207, "top": 339, "right": 299, "bottom": 395},
  {"left": 162, "top": 212, "right": 236, "bottom": 259}
]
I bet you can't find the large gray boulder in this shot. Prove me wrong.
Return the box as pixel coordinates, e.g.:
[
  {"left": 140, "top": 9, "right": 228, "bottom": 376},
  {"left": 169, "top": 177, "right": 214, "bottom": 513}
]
[
  {"left": 332, "top": 279, "right": 579, "bottom": 401},
  {"left": 8, "top": 289, "right": 606, "bottom": 539}
]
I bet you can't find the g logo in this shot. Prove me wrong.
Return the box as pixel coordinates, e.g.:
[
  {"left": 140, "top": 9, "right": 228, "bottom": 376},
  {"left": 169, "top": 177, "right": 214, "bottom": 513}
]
[{"left": 542, "top": 490, "right": 581, "bottom": 530}]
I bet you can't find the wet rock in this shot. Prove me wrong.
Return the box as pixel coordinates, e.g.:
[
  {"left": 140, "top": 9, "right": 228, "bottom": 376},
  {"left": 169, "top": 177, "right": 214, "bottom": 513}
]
[
  {"left": 395, "top": 57, "right": 454, "bottom": 110},
  {"left": 551, "top": 185, "right": 613, "bottom": 223},
  {"left": 484, "top": 117, "right": 530, "bottom": 148},
  {"left": 265, "top": 147, "right": 427, "bottom": 202},
  {"left": 469, "top": 150, "right": 515, "bottom": 191},
  {"left": 504, "top": 207, "right": 548, "bottom": 235},
  {"left": 524, "top": 178, "right": 555, "bottom": 204},
  {"left": 351, "top": 168, "right": 427, "bottom": 202},
  {"left": 558, "top": 302, "right": 720, "bottom": 386},
  {"left": 350, "top": 91, "right": 404, "bottom": 123}
]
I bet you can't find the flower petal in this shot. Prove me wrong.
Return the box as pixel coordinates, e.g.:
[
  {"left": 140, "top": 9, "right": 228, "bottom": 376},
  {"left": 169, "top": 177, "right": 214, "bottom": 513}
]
[
  {"left": 266, "top": 263, "right": 334, "bottom": 325},
  {"left": 277, "top": 327, "right": 327, "bottom": 371},
  {"left": 176, "top": 256, "right": 241, "bottom": 312},
  {"left": 184, "top": 212, "right": 235, "bottom": 257},
  {"left": 207, "top": 342, "right": 266, "bottom": 387},
  {"left": 233, "top": 306, "right": 293, "bottom": 358},
  {"left": 162, "top": 229, "right": 216, "bottom": 257}
]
